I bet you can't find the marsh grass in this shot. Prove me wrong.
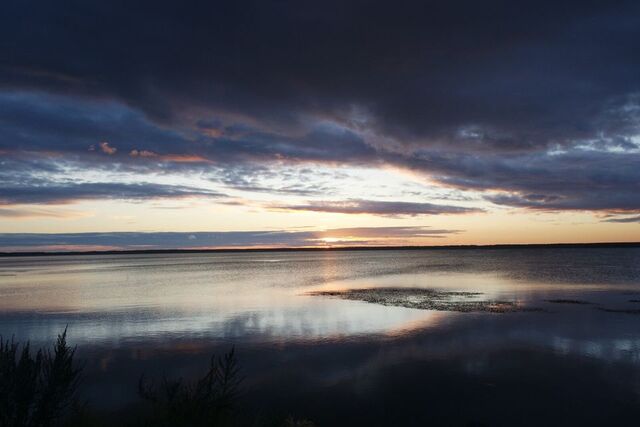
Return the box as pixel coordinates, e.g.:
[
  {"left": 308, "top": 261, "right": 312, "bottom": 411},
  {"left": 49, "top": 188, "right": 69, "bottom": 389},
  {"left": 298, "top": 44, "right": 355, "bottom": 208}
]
[
  {"left": 137, "top": 347, "right": 242, "bottom": 426},
  {"left": 0, "top": 328, "right": 82, "bottom": 427},
  {"left": 0, "top": 331, "right": 318, "bottom": 427}
]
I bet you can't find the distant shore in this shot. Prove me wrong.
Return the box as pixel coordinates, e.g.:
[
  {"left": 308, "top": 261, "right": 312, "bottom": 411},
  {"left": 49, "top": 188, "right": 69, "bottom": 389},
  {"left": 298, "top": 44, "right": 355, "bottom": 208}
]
[{"left": 0, "top": 241, "right": 638, "bottom": 257}]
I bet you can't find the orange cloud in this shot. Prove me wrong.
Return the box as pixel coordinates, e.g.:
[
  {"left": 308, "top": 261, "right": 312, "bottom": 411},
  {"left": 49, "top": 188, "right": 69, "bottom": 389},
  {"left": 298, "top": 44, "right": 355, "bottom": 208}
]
[
  {"left": 161, "top": 154, "right": 212, "bottom": 163},
  {"left": 99, "top": 141, "right": 117, "bottom": 155},
  {"left": 128, "top": 149, "right": 211, "bottom": 163}
]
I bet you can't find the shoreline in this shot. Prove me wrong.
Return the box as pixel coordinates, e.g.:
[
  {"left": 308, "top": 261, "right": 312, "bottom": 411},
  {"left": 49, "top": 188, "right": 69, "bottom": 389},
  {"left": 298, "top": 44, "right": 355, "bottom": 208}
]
[{"left": 1, "top": 241, "right": 639, "bottom": 257}]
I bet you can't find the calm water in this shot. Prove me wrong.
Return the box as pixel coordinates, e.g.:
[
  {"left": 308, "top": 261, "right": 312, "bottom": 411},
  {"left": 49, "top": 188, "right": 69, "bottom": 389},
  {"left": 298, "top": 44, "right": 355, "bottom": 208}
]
[{"left": 2, "top": 248, "right": 640, "bottom": 425}]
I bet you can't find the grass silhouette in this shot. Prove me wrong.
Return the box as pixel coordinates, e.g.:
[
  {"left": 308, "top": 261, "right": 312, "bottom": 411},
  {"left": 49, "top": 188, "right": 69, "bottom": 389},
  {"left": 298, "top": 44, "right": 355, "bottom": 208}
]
[
  {"left": 137, "top": 347, "right": 241, "bottom": 426},
  {"left": 1, "top": 332, "right": 314, "bottom": 427},
  {"left": 0, "top": 328, "right": 82, "bottom": 427}
]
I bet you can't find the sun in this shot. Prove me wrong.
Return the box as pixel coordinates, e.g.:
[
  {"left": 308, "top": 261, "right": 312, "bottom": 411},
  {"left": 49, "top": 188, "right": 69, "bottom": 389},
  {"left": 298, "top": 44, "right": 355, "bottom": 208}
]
[{"left": 319, "top": 237, "right": 344, "bottom": 244}]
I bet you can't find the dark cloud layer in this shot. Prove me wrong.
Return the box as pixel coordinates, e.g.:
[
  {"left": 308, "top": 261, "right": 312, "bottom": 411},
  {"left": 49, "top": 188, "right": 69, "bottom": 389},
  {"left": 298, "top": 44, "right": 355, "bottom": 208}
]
[
  {"left": 3, "top": 0, "right": 640, "bottom": 146},
  {"left": 1, "top": 0, "right": 640, "bottom": 213},
  {"left": 603, "top": 215, "right": 640, "bottom": 224},
  {"left": 274, "top": 199, "right": 480, "bottom": 217},
  {"left": 0, "top": 182, "right": 223, "bottom": 205},
  {"left": 406, "top": 149, "right": 640, "bottom": 211},
  {"left": 0, "top": 227, "right": 458, "bottom": 251}
]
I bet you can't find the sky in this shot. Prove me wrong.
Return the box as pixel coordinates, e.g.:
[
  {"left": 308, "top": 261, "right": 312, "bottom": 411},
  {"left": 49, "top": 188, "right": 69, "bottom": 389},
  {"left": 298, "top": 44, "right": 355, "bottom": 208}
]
[{"left": 1, "top": 0, "right": 640, "bottom": 251}]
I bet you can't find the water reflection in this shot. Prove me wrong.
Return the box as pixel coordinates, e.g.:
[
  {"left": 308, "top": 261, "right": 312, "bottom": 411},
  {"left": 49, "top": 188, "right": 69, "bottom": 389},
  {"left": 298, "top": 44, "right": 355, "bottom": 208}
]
[
  {"left": 1, "top": 248, "right": 640, "bottom": 424},
  {"left": 71, "top": 309, "right": 640, "bottom": 424}
]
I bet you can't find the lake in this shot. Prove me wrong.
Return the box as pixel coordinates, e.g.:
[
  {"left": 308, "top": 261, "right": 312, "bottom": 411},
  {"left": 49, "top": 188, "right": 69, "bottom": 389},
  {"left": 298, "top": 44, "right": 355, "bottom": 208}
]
[{"left": 1, "top": 247, "right": 640, "bottom": 425}]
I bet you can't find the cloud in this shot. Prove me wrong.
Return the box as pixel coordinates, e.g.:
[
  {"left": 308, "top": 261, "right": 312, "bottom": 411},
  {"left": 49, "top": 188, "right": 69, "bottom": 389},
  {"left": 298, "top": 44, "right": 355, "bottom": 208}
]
[
  {"left": 1, "top": 1, "right": 640, "bottom": 214},
  {"left": 0, "top": 181, "right": 225, "bottom": 205},
  {"left": 98, "top": 141, "right": 117, "bottom": 154},
  {"left": 0, "top": 226, "right": 460, "bottom": 251},
  {"left": 208, "top": 164, "right": 340, "bottom": 196},
  {"left": 319, "top": 227, "right": 459, "bottom": 238},
  {"left": 438, "top": 149, "right": 640, "bottom": 211},
  {"left": 0, "top": 207, "right": 87, "bottom": 219},
  {"left": 273, "top": 199, "right": 480, "bottom": 217},
  {"left": 2, "top": 1, "right": 640, "bottom": 147},
  {"left": 603, "top": 215, "right": 640, "bottom": 223},
  {"left": 130, "top": 149, "right": 158, "bottom": 158},
  {"left": 0, "top": 154, "right": 228, "bottom": 205},
  {"left": 0, "top": 91, "right": 187, "bottom": 154},
  {"left": 1, "top": 93, "right": 639, "bottom": 212}
]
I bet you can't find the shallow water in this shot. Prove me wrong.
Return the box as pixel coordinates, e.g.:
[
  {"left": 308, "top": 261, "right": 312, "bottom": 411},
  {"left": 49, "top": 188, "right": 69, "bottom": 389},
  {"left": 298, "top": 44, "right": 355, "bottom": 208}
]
[{"left": 1, "top": 247, "right": 640, "bottom": 425}]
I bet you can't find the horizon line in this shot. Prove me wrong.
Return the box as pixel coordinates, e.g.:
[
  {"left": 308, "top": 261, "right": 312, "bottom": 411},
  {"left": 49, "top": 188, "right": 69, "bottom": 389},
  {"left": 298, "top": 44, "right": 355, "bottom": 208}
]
[{"left": 1, "top": 241, "right": 639, "bottom": 257}]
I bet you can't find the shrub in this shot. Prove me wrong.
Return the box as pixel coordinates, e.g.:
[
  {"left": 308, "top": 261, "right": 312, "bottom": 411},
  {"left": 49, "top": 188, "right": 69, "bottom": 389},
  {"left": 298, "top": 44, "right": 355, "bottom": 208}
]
[
  {"left": 0, "top": 328, "right": 82, "bottom": 427},
  {"left": 137, "top": 347, "right": 241, "bottom": 426}
]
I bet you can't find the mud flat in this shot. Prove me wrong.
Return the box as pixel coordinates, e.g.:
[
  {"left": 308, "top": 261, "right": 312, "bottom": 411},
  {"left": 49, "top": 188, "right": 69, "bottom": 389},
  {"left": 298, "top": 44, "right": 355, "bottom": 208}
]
[{"left": 307, "top": 287, "right": 540, "bottom": 313}]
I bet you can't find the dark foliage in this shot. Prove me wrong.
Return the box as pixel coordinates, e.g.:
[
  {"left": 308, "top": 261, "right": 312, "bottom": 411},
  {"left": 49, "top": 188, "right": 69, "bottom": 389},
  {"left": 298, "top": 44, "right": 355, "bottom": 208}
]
[
  {"left": 137, "top": 347, "right": 242, "bottom": 426},
  {"left": 1, "top": 333, "right": 309, "bottom": 427},
  {"left": 0, "top": 329, "right": 82, "bottom": 427}
]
